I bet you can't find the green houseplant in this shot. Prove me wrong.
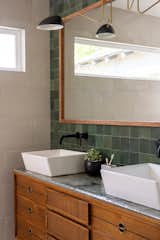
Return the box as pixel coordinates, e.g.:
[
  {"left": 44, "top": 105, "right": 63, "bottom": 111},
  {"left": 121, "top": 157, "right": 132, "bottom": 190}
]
[{"left": 84, "top": 148, "right": 103, "bottom": 176}]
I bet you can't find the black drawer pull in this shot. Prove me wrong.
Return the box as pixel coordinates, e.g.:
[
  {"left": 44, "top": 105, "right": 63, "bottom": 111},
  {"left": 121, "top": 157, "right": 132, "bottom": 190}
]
[
  {"left": 119, "top": 223, "right": 126, "bottom": 233},
  {"left": 27, "top": 186, "right": 33, "bottom": 193},
  {"left": 28, "top": 228, "right": 32, "bottom": 234},
  {"left": 27, "top": 207, "right": 33, "bottom": 214}
]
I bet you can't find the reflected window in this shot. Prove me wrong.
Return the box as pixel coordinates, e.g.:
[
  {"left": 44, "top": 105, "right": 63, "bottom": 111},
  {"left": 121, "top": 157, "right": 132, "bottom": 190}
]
[{"left": 74, "top": 37, "right": 160, "bottom": 81}]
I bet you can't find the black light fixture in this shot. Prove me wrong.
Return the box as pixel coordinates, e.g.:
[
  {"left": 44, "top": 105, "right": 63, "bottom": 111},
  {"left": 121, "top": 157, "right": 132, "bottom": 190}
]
[
  {"left": 96, "top": 0, "right": 116, "bottom": 39},
  {"left": 37, "top": 15, "right": 64, "bottom": 31},
  {"left": 96, "top": 24, "right": 115, "bottom": 38}
]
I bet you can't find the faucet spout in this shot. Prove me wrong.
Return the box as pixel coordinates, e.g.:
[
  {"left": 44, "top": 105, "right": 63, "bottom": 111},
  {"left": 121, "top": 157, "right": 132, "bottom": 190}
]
[
  {"left": 59, "top": 132, "right": 88, "bottom": 145},
  {"left": 59, "top": 133, "right": 79, "bottom": 145}
]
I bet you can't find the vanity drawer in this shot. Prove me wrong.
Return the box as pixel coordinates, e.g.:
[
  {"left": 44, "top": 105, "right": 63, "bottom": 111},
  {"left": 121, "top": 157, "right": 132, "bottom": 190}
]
[
  {"left": 16, "top": 175, "right": 46, "bottom": 205},
  {"left": 47, "top": 236, "right": 57, "bottom": 240},
  {"left": 92, "top": 217, "right": 146, "bottom": 240},
  {"left": 46, "top": 188, "right": 89, "bottom": 225},
  {"left": 92, "top": 205, "right": 160, "bottom": 240},
  {"left": 47, "top": 211, "right": 89, "bottom": 240},
  {"left": 92, "top": 231, "right": 112, "bottom": 240},
  {"left": 17, "top": 195, "right": 46, "bottom": 228},
  {"left": 17, "top": 216, "right": 45, "bottom": 240}
]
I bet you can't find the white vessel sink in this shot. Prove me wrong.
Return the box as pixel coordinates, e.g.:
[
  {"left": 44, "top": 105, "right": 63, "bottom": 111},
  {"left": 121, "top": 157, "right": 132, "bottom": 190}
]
[
  {"left": 22, "top": 149, "right": 86, "bottom": 177},
  {"left": 101, "top": 163, "right": 160, "bottom": 210}
]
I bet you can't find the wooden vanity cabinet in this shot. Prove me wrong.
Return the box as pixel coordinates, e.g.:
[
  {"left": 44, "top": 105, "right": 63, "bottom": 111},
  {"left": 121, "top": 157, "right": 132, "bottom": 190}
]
[
  {"left": 15, "top": 173, "right": 89, "bottom": 240},
  {"left": 15, "top": 174, "right": 46, "bottom": 240},
  {"left": 14, "top": 172, "right": 160, "bottom": 240},
  {"left": 91, "top": 205, "right": 160, "bottom": 240}
]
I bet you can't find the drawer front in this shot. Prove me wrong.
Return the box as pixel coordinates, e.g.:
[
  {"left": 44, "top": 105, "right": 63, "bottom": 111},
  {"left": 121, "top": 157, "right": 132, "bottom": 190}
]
[
  {"left": 92, "top": 217, "right": 146, "bottom": 240},
  {"left": 47, "top": 211, "right": 89, "bottom": 240},
  {"left": 17, "top": 195, "right": 46, "bottom": 228},
  {"left": 47, "top": 236, "right": 57, "bottom": 240},
  {"left": 17, "top": 216, "right": 45, "bottom": 240},
  {"left": 16, "top": 175, "right": 46, "bottom": 205},
  {"left": 92, "top": 231, "right": 113, "bottom": 240},
  {"left": 47, "top": 188, "right": 89, "bottom": 225},
  {"left": 92, "top": 205, "right": 160, "bottom": 240}
]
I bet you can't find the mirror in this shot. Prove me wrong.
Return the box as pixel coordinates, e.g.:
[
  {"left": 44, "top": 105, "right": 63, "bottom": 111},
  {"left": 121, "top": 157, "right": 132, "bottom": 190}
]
[{"left": 59, "top": 1, "right": 160, "bottom": 126}]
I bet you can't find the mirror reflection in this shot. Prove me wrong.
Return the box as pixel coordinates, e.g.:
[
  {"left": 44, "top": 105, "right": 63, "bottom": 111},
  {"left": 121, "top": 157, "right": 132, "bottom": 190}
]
[
  {"left": 75, "top": 37, "right": 160, "bottom": 81},
  {"left": 62, "top": 5, "right": 160, "bottom": 125}
]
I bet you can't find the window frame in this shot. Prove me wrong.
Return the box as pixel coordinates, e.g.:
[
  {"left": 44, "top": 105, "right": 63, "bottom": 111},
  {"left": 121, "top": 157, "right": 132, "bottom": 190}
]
[{"left": 0, "top": 26, "right": 25, "bottom": 72}]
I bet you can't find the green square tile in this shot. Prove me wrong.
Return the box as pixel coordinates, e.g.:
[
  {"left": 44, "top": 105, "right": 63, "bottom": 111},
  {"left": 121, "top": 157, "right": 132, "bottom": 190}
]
[
  {"left": 88, "top": 125, "right": 96, "bottom": 134},
  {"left": 130, "top": 127, "right": 140, "bottom": 138},
  {"left": 139, "top": 127, "right": 151, "bottom": 139},
  {"left": 103, "top": 126, "right": 112, "bottom": 135},
  {"left": 112, "top": 137, "right": 121, "bottom": 150},
  {"left": 129, "top": 138, "right": 139, "bottom": 152},
  {"left": 151, "top": 127, "right": 160, "bottom": 139},
  {"left": 88, "top": 135, "right": 95, "bottom": 146},
  {"left": 112, "top": 126, "right": 130, "bottom": 137},
  {"left": 120, "top": 138, "right": 130, "bottom": 151},
  {"left": 96, "top": 125, "right": 104, "bottom": 134},
  {"left": 140, "top": 139, "right": 155, "bottom": 154},
  {"left": 103, "top": 135, "right": 112, "bottom": 149},
  {"left": 95, "top": 135, "right": 103, "bottom": 148}
]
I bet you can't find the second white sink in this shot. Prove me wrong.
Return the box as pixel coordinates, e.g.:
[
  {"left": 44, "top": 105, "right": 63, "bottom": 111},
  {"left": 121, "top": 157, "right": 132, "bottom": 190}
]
[
  {"left": 101, "top": 163, "right": 160, "bottom": 210},
  {"left": 22, "top": 149, "right": 86, "bottom": 177}
]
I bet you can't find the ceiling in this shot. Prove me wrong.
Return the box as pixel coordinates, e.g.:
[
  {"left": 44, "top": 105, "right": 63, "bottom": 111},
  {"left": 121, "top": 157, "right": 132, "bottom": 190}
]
[{"left": 113, "top": 0, "right": 160, "bottom": 18}]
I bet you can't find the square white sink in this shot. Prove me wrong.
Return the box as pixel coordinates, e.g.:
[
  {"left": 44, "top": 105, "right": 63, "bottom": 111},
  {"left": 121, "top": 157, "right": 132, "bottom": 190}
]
[
  {"left": 101, "top": 163, "right": 160, "bottom": 210},
  {"left": 22, "top": 149, "right": 86, "bottom": 177}
]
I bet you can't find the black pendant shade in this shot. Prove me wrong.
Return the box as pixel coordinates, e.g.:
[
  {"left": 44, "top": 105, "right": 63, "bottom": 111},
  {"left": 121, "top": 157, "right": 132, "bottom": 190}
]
[
  {"left": 96, "top": 24, "right": 115, "bottom": 39},
  {"left": 37, "top": 16, "right": 64, "bottom": 31}
]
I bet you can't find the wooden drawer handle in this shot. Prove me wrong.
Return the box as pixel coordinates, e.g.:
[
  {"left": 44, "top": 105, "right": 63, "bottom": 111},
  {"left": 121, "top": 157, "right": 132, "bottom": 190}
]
[
  {"left": 119, "top": 223, "right": 126, "bottom": 233},
  {"left": 27, "top": 207, "right": 33, "bottom": 214},
  {"left": 27, "top": 186, "right": 33, "bottom": 193}
]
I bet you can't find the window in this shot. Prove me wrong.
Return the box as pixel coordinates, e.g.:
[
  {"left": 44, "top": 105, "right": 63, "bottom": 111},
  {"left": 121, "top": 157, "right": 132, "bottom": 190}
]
[
  {"left": 0, "top": 26, "right": 25, "bottom": 72},
  {"left": 74, "top": 37, "right": 160, "bottom": 81}
]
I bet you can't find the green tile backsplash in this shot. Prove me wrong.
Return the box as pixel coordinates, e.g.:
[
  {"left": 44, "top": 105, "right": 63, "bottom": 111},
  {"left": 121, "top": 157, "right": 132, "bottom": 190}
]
[{"left": 50, "top": 0, "right": 160, "bottom": 165}]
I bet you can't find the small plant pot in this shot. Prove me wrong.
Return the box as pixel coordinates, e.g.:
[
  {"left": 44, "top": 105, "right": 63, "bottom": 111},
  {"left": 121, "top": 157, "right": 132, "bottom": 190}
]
[{"left": 84, "top": 159, "right": 102, "bottom": 176}]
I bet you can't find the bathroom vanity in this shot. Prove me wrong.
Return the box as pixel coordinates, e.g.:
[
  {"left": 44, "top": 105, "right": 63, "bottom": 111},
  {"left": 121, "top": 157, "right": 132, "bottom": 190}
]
[{"left": 14, "top": 170, "right": 160, "bottom": 240}]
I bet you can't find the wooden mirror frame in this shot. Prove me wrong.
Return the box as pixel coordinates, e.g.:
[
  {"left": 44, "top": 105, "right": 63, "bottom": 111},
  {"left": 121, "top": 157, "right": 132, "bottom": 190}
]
[{"left": 59, "top": 0, "right": 160, "bottom": 127}]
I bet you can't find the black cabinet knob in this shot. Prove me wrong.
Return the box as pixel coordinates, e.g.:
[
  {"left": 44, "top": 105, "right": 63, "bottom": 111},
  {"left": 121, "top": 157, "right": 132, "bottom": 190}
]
[
  {"left": 119, "top": 223, "right": 126, "bottom": 233},
  {"left": 27, "top": 207, "right": 33, "bottom": 214},
  {"left": 28, "top": 228, "right": 32, "bottom": 235}
]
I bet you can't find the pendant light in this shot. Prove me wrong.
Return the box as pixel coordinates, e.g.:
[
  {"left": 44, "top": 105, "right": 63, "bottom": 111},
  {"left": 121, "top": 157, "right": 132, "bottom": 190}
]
[
  {"left": 96, "top": 0, "right": 115, "bottom": 39},
  {"left": 37, "top": 15, "right": 64, "bottom": 31}
]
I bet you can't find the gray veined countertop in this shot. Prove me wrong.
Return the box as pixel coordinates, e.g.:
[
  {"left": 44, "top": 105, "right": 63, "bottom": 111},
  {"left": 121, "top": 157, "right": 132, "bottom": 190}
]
[{"left": 14, "top": 169, "right": 160, "bottom": 221}]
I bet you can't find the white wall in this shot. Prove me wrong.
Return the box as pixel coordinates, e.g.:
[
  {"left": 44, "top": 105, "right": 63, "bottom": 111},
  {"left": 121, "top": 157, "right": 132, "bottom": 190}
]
[{"left": 0, "top": 0, "right": 50, "bottom": 239}]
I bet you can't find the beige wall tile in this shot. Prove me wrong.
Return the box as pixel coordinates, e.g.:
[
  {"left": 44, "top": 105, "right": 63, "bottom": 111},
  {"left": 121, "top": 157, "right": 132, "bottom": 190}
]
[{"left": 0, "top": 0, "right": 50, "bottom": 239}]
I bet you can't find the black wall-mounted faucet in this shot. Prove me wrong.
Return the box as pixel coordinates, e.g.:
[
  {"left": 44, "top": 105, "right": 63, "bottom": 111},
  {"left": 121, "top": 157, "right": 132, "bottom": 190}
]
[
  {"left": 155, "top": 139, "right": 160, "bottom": 158},
  {"left": 59, "top": 132, "right": 88, "bottom": 145}
]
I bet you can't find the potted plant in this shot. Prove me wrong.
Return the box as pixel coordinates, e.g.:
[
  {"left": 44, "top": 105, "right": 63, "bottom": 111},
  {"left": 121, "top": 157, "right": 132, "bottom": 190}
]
[{"left": 84, "top": 148, "right": 103, "bottom": 176}]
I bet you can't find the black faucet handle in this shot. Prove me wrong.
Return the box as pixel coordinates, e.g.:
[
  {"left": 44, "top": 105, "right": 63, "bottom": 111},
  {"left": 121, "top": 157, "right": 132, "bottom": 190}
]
[
  {"left": 155, "top": 139, "right": 160, "bottom": 158},
  {"left": 80, "top": 132, "right": 88, "bottom": 140},
  {"left": 79, "top": 132, "right": 88, "bottom": 146}
]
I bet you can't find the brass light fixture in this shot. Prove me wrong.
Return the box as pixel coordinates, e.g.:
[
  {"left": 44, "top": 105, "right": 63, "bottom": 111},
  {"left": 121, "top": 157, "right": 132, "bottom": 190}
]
[
  {"left": 96, "top": 0, "right": 116, "bottom": 39},
  {"left": 127, "top": 0, "right": 160, "bottom": 14}
]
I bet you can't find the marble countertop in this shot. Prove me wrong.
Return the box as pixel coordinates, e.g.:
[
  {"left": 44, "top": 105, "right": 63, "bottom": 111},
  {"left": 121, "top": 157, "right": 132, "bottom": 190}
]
[{"left": 14, "top": 169, "right": 160, "bottom": 221}]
